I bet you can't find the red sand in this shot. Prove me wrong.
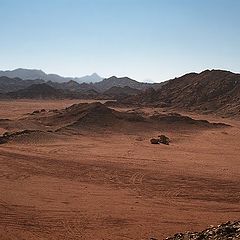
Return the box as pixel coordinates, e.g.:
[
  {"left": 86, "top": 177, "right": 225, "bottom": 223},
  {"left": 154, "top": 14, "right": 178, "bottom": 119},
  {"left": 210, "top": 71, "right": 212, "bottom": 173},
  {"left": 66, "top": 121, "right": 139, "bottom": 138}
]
[{"left": 0, "top": 100, "right": 239, "bottom": 240}]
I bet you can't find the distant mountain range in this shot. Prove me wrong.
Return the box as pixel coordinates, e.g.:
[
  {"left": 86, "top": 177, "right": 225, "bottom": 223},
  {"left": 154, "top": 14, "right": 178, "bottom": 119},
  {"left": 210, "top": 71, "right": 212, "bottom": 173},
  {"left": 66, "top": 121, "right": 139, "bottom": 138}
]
[
  {"left": 0, "top": 69, "right": 164, "bottom": 97},
  {"left": 0, "top": 73, "right": 163, "bottom": 100},
  {"left": 0, "top": 68, "right": 103, "bottom": 83},
  {"left": 0, "top": 68, "right": 239, "bottom": 116}
]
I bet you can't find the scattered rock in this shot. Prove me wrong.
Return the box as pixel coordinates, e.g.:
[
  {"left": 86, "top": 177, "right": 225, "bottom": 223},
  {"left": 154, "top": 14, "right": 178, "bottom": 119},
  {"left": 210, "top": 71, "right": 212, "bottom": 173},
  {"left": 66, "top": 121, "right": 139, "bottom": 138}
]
[
  {"left": 0, "top": 136, "right": 8, "bottom": 144},
  {"left": 31, "top": 110, "right": 40, "bottom": 115},
  {"left": 3, "top": 131, "right": 11, "bottom": 137},
  {"left": 49, "top": 109, "right": 59, "bottom": 113},
  {"left": 31, "top": 109, "right": 46, "bottom": 115},
  {"left": 158, "top": 135, "right": 170, "bottom": 145},
  {"left": 0, "top": 118, "right": 11, "bottom": 122},
  {"left": 165, "top": 220, "right": 240, "bottom": 240},
  {"left": 150, "top": 138, "right": 160, "bottom": 144},
  {"left": 150, "top": 135, "right": 170, "bottom": 145},
  {"left": 135, "top": 136, "right": 144, "bottom": 141},
  {"left": 0, "top": 130, "right": 43, "bottom": 144}
]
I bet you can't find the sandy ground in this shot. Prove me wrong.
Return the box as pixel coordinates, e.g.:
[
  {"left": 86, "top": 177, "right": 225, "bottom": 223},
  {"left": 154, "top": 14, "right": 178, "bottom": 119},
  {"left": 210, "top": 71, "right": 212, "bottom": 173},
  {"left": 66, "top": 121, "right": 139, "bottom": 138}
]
[
  {"left": 0, "top": 100, "right": 239, "bottom": 240},
  {"left": 0, "top": 99, "right": 110, "bottom": 119}
]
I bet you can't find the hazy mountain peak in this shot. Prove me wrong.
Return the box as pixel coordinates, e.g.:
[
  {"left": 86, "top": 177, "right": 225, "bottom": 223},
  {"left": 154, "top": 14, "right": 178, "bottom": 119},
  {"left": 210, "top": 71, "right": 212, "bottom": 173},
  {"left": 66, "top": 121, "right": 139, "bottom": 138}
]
[
  {"left": 15, "top": 68, "right": 45, "bottom": 73},
  {"left": 0, "top": 68, "right": 103, "bottom": 83},
  {"left": 91, "top": 73, "right": 100, "bottom": 77},
  {"left": 74, "top": 73, "right": 103, "bottom": 83}
]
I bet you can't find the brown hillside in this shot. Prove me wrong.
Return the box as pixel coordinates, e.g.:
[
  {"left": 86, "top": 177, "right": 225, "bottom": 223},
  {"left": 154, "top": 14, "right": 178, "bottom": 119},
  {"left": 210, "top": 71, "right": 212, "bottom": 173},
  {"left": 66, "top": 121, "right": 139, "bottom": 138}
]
[{"left": 122, "top": 70, "right": 240, "bottom": 117}]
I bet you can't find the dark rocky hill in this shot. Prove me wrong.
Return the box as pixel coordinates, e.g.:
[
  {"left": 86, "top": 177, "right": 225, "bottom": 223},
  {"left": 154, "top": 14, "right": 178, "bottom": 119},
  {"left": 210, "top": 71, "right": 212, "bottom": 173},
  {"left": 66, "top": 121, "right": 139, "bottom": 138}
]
[
  {"left": 121, "top": 70, "right": 240, "bottom": 117},
  {"left": 103, "top": 86, "right": 141, "bottom": 99},
  {"left": 94, "top": 76, "right": 161, "bottom": 92},
  {"left": 6, "top": 83, "right": 65, "bottom": 99},
  {"left": 0, "top": 76, "right": 44, "bottom": 93}
]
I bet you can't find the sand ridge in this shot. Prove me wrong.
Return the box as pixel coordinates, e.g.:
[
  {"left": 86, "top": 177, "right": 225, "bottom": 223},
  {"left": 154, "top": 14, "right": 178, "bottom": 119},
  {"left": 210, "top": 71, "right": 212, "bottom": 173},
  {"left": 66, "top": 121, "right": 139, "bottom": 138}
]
[{"left": 0, "top": 100, "right": 239, "bottom": 240}]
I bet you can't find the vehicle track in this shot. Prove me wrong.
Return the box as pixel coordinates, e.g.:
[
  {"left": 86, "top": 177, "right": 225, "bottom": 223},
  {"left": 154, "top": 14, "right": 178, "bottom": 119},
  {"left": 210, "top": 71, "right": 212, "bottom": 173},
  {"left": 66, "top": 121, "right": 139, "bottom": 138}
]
[{"left": 0, "top": 149, "right": 239, "bottom": 204}]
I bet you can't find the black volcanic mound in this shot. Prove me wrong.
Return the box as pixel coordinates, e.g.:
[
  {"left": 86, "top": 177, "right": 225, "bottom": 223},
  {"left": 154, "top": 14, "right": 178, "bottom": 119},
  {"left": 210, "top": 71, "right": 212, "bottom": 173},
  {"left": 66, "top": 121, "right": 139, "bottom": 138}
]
[{"left": 7, "top": 83, "right": 64, "bottom": 99}]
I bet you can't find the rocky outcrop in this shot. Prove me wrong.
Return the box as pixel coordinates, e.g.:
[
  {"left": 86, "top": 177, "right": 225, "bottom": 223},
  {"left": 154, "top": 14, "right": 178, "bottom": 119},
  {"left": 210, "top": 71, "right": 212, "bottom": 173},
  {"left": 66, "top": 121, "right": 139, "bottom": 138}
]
[
  {"left": 0, "top": 130, "right": 43, "bottom": 144},
  {"left": 158, "top": 135, "right": 170, "bottom": 145},
  {"left": 150, "top": 135, "right": 170, "bottom": 145},
  {"left": 165, "top": 221, "right": 240, "bottom": 240},
  {"left": 150, "top": 138, "right": 160, "bottom": 144}
]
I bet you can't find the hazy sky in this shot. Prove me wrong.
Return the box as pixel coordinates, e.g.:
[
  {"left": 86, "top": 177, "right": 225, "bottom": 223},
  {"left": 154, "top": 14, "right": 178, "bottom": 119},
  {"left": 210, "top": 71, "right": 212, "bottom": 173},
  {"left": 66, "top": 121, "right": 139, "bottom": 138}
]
[{"left": 1, "top": 0, "right": 240, "bottom": 82}]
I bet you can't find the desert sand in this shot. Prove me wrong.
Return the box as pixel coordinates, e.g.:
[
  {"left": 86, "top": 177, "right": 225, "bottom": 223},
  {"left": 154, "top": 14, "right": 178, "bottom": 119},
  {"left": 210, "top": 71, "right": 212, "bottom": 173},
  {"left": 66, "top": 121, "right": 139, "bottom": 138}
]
[{"left": 0, "top": 100, "right": 239, "bottom": 240}]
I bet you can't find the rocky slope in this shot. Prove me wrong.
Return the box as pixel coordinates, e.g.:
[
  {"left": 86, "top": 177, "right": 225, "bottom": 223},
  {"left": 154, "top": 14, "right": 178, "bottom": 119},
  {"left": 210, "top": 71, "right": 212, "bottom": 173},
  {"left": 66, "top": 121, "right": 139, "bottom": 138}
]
[
  {"left": 122, "top": 70, "right": 240, "bottom": 117},
  {"left": 165, "top": 221, "right": 240, "bottom": 240}
]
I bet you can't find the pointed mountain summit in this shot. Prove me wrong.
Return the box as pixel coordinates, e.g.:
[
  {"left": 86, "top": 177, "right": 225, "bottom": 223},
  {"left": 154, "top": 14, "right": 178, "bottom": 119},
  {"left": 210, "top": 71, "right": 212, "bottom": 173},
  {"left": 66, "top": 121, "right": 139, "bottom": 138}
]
[{"left": 74, "top": 73, "right": 103, "bottom": 83}]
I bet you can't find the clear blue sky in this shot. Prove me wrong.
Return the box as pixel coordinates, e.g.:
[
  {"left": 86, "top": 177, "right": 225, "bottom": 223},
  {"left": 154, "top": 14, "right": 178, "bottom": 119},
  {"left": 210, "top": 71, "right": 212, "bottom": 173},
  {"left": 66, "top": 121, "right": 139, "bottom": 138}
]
[{"left": 0, "top": 0, "right": 240, "bottom": 82}]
